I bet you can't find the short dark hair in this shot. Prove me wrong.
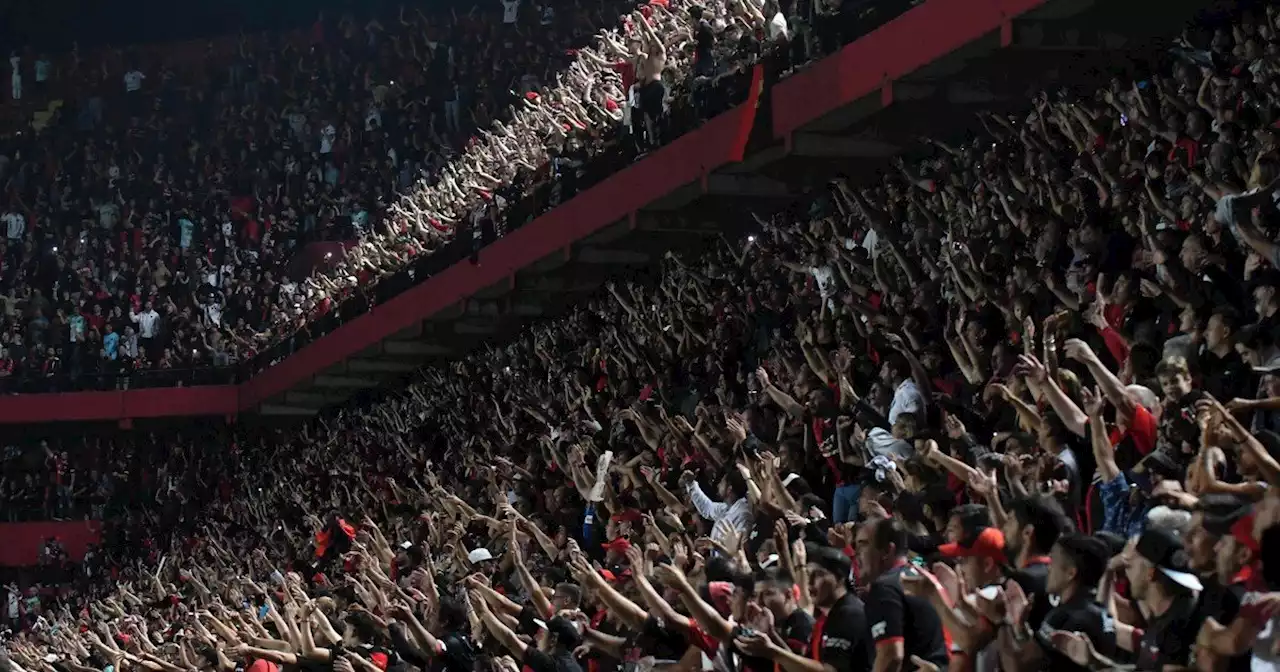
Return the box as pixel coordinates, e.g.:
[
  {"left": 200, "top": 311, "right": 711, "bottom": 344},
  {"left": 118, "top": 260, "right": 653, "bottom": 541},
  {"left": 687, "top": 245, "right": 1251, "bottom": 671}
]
[
  {"left": 1041, "top": 413, "right": 1074, "bottom": 447},
  {"left": 1055, "top": 534, "right": 1109, "bottom": 587},
  {"left": 1239, "top": 323, "right": 1276, "bottom": 351},
  {"left": 797, "top": 493, "right": 826, "bottom": 511},
  {"left": 754, "top": 567, "right": 797, "bottom": 591},
  {"left": 438, "top": 596, "right": 468, "bottom": 631},
  {"left": 869, "top": 516, "right": 909, "bottom": 557},
  {"left": 546, "top": 616, "right": 582, "bottom": 649},
  {"left": 883, "top": 353, "right": 911, "bottom": 381},
  {"left": 1010, "top": 495, "right": 1068, "bottom": 555},
  {"left": 1211, "top": 305, "right": 1241, "bottom": 334},
  {"left": 554, "top": 583, "right": 582, "bottom": 609},
  {"left": 950, "top": 504, "right": 990, "bottom": 533},
  {"left": 1127, "top": 342, "right": 1160, "bottom": 379},
  {"left": 724, "top": 469, "right": 749, "bottom": 500}
]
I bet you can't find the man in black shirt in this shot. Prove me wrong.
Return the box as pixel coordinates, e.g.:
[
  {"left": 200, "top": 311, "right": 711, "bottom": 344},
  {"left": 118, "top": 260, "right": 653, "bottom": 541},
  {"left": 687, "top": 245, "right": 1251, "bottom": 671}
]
[
  {"left": 753, "top": 568, "right": 815, "bottom": 659},
  {"left": 524, "top": 617, "right": 587, "bottom": 672},
  {"left": 471, "top": 590, "right": 585, "bottom": 672},
  {"left": 998, "top": 533, "right": 1116, "bottom": 672},
  {"left": 1116, "top": 528, "right": 1204, "bottom": 670},
  {"left": 738, "top": 544, "right": 872, "bottom": 672},
  {"left": 1000, "top": 495, "right": 1068, "bottom": 632},
  {"left": 1196, "top": 306, "right": 1252, "bottom": 401},
  {"left": 1194, "top": 501, "right": 1257, "bottom": 672},
  {"left": 855, "top": 517, "right": 948, "bottom": 671}
]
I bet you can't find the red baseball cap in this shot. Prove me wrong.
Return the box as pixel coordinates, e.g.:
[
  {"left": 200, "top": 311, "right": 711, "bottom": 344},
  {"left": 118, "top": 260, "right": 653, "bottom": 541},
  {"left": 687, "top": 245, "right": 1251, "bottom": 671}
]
[
  {"left": 602, "top": 537, "right": 632, "bottom": 554},
  {"left": 938, "top": 527, "right": 1006, "bottom": 564},
  {"left": 248, "top": 660, "right": 278, "bottom": 672}
]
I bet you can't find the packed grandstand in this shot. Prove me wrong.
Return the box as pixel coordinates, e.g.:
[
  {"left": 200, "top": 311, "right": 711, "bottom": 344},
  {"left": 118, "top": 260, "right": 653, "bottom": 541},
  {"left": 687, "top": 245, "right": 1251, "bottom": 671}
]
[{"left": 2, "top": 0, "right": 1280, "bottom": 671}]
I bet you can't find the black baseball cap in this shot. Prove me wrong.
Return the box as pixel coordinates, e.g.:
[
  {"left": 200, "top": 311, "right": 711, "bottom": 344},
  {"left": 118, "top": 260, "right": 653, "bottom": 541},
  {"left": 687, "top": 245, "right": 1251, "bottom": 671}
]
[{"left": 1135, "top": 527, "right": 1203, "bottom": 592}]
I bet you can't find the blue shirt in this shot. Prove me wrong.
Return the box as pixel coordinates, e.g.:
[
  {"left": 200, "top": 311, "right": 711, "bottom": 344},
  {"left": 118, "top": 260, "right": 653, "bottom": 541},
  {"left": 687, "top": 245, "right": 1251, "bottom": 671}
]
[
  {"left": 103, "top": 332, "right": 119, "bottom": 360},
  {"left": 1098, "top": 472, "right": 1148, "bottom": 539},
  {"left": 582, "top": 502, "right": 595, "bottom": 542},
  {"left": 179, "top": 218, "right": 195, "bottom": 249}
]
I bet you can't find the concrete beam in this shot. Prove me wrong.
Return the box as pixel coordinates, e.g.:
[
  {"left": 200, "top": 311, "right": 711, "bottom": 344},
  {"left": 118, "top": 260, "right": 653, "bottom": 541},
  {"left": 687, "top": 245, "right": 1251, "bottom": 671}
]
[
  {"left": 633, "top": 212, "right": 722, "bottom": 236},
  {"left": 577, "top": 247, "right": 651, "bottom": 265},
  {"left": 705, "top": 174, "right": 791, "bottom": 198},
  {"left": 792, "top": 134, "right": 902, "bottom": 159},
  {"left": 313, "top": 374, "right": 378, "bottom": 388},
  {"left": 579, "top": 219, "right": 635, "bottom": 247},
  {"left": 285, "top": 391, "right": 344, "bottom": 408},
  {"left": 1012, "top": 22, "right": 1131, "bottom": 50},
  {"left": 390, "top": 322, "right": 424, "bottom": 340},
  {"left": 348, "top": 359, "right": 419, "bottom": 374},
  {"left": 890, "top": 83, "right": 940, "bottom": 102},
  {"left": 454, "top": 321, "right": 499, "bottom": 335},
  {"left": 509, "top": 302, "right": 545, "bottom": 317},
  {"left": 946, "top": 82, "right": 1001, "bottom": 105},
  {"left": 465, "top": 300, "right": 503, "bottom": 317},
  {"left": 515, "top": 276, "right": 603, "bottom": 295},
  {"left": 259, "top": 404, "right": 319, "bottom": 416},
  {"left": 526, "top": 249, "right": 574, "bottom": 274},
  {"left": 427, "top": 302, "right": 467, "bottom": 322},
  {"left": 384, "top": 341, "right": 455, "bottom": 357}
]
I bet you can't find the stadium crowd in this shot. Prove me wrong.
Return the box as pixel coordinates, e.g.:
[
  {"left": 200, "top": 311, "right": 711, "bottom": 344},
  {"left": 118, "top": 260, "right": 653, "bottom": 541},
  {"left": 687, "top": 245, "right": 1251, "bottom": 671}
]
[
  {"left": 10, "top": 1, "right": 1280, "bottom": 672},
  {"left": 0, "top": 0, "right": 888, "bottom": 391}
]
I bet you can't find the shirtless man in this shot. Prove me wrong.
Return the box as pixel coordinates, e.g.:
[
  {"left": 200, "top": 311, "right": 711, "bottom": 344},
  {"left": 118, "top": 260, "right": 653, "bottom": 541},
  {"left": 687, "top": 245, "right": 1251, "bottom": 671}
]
[
  {"left": 580, "top": 32, "right": 645, "bottom": 149},
  {"left": 635, "top": 12, "right": 667, "bottom": 148}
]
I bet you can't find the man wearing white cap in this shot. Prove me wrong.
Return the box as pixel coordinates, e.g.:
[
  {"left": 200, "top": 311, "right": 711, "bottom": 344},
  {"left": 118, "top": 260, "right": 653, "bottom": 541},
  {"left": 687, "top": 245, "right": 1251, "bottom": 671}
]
[{"left": 468, "top": 548, "right": 497, "bottom": 565}]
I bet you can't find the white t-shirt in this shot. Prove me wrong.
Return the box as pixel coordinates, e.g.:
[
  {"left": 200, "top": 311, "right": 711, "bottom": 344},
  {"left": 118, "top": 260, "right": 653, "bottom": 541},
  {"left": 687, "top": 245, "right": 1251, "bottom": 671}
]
[
  {"left": 2, "top": 212, "right": 24, "bottom": 240},
  {"left": 132, "top": 309, "right": 160, "bottom": 338},
  {"left": 862, "top": 228, "right": 881, "bottom": 258},
  {"left": 889, "top": 379, "right": 926, "bottom": 425},
  {"left": 320, "top": 124, "right": 336, "bottom": 154},
  {"left": 203, "top": 302, "right": 222, "bottom": 326},
  {"left": 123, "top": 70, "right": 145, "bottom": 92},
  {"left": 502, "top": 0, "right": 520, "bottom": 23},
  {"left": 767, "top": 13, "right": 789, "bottom": 41},
  {"left": 179, "top": 218, "right": 195, "bottom": 249},
  {"left": 34, "top": 59, "right": 49, "bottom": 82},
  {"left": 9, "top": 56, "right": 20, "bottom": 101},
  {"left": 97, "top": 202, "right": 118, "bottom": 228},
  {"left": 809, "top": 265, "right": 834, "bottom": 298}
]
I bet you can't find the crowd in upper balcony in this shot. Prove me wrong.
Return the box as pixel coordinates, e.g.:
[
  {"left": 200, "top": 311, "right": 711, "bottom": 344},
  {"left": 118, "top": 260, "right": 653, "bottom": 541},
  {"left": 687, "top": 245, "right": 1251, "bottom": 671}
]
[{"left": 0, "top": 0, "right": 874, "bottom": 391}]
